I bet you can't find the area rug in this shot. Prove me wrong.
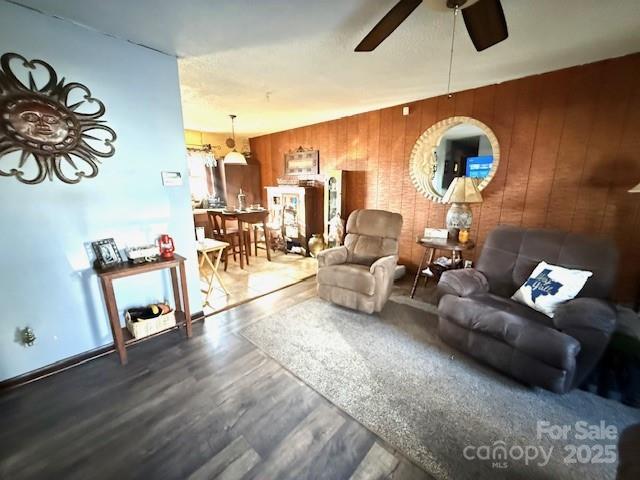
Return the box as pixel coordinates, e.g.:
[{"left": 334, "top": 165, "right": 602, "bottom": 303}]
[{"left": 240, "top": 297, "right": 640, "bottom": 480}]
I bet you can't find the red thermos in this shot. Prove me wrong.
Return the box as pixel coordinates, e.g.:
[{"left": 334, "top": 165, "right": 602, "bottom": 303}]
[{"left": 159, "top": 234, "right": 175, "bottom": 259}]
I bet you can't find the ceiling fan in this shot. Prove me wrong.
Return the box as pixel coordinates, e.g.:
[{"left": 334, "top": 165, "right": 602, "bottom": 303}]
[{"left": 355, "top": 0, "right": 508, "bottom": 52}]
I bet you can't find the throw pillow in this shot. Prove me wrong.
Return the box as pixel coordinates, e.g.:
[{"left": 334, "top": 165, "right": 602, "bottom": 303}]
[{"left": 511, "top": 261, "right": 593, "bottom": 318}]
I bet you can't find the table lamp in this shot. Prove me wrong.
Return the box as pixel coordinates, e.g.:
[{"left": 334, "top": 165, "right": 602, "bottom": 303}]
[
  {"left": 629, "top": 182, "right": 640, "bottom": 193},
  {"left": 442, "top": 176, "right": 483, "bottom": 241}
]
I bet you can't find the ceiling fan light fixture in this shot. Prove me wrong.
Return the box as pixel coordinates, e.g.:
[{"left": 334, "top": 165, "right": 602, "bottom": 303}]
[{"left": 354, "top": 0, "right": 508, "bottom": 54}]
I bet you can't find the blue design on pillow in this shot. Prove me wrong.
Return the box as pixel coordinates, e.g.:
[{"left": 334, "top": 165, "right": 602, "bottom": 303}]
[{"left": 525, "top": 269, "right": 562, "bottom": 302}]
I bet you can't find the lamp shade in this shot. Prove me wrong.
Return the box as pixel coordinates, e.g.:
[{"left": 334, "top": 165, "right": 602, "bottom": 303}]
[
  {"left": 629, "top": 182, "right": 640, "bottom": 193},
  {"left": 442, "top": 176, "right": 483, "bottom": 204},
  {"left": 223, "top": 150, "right": 247, "bottom": 165}
]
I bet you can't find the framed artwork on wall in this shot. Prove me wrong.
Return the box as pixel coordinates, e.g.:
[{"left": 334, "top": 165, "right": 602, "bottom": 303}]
[
  {"left": 0, "top": 52, "right": 116, "bottom": 185},
  {"left": 284, "top": 147, "right": 319, "bottom": 176}
]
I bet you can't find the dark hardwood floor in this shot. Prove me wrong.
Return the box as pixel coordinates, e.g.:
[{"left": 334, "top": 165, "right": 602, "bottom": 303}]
[{"left": 0, "top": 278, "right": 433, "bottom": 480}]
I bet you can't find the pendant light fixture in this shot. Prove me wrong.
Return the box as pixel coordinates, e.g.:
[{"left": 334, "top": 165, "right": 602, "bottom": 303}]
[{"left": 223, "top": 114, "right": 247, "bottom": 165}]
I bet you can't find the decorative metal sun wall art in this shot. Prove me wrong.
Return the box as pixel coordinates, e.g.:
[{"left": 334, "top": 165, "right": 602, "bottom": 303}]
[{"left": 0, "top": 53, "right": 116, "bottom": 184}]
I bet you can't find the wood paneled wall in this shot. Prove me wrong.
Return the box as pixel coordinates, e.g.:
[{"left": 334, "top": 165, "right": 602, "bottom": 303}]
[{"left": 250, "top": 54, "right": 640, "bottom": 302}]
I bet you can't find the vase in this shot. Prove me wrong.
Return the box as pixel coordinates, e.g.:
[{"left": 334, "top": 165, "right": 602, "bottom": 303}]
[
  {"left": 308, "top": 234, "right": 326, "bottom": 258},
  {"left": 446, "top": 202, "right": 473, "bottom": 239}
]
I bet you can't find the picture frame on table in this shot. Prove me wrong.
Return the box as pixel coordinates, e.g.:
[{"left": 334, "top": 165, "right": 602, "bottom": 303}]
[{"left": 92, "top": 238, "right": 123, "bottom": 269}]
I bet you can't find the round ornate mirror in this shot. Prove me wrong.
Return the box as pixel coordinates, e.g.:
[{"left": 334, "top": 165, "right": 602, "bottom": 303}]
[{"left": 409, "top": 116, "right": 500, "bottom": 202}]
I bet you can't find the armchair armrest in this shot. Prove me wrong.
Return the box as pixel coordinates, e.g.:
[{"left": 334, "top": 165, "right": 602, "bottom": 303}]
[
  {"left": 553, "top": 297, "right": 617, "bottom": 334},
  {"left": 553, "top": 297, "right": 617, "bottom": 388},
  {"left": 317, "top": 246, "right": 348, "bottom": 268},
  {"left": 370, "top": 255, "right": 397, "bottom": 276},
  {"left": 437, "top": 268, "right": 489, "bottom": 298},
  {"left": 370, "top": 255, "right": 398, "bottom": 312}
]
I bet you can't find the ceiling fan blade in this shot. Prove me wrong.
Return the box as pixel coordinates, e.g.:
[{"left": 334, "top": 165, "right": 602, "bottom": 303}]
[
  {"left": 355, "top": 0, "right": 423, "bottom": 52},
  {"left": 461, "top": 0, "right": 508, "bottom": 52}
]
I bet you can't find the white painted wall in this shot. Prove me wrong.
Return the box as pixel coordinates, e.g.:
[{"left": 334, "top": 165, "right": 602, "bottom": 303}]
[{"left": 0, "top": 2, "right": 200, "bottom": 381}]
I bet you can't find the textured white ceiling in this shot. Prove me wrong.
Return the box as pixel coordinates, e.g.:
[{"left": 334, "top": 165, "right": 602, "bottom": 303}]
[{"left": 12, "top": 0, "right": 640, "bottom": 136}]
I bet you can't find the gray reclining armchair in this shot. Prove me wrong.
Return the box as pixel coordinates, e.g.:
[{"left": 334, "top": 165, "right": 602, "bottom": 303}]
[
  {"left": 317, "top": 209, "right": 403, "bottom": 314},
  {"left": 437, "top": 225, "right": 618, "bottom": 394}
]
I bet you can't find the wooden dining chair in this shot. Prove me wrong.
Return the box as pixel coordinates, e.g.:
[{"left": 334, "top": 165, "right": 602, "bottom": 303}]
[
  {"left": 236, "top": 211, "right": 272, "bottom": 262},
  {"left": 206, "top": 211, "right": 250, "bottom": 270}
]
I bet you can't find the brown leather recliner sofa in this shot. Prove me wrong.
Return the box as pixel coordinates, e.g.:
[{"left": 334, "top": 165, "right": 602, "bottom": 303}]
[
  {"left": 437, "top": 225, "right": 618, "bottom": 394},
  {"left": 317, "top": 209, "right": 403, "bottom": 314}
]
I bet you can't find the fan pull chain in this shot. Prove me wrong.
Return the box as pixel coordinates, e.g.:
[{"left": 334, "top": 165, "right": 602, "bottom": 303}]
[{"left": 446, "top": 6, "right": 459, "bottom": 98}]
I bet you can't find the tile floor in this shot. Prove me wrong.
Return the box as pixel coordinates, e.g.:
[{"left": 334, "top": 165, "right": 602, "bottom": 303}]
[{"left": 199, "top": 249, "right": 317, "bottom": 316}]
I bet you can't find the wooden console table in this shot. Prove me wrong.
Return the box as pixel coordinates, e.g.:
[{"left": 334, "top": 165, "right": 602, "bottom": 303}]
[
  {"left": 96, "top": 254, "right": 192, "bottom": 365},
  {"left": 410, "top": 237, "right": 475, "bottom": 298}
]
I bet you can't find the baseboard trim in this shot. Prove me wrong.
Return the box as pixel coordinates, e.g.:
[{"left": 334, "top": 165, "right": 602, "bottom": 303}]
[
  {"left": 0, "top": 311, "right": 206, "bottom": 392},
  {"left": 0, "top": 344, "right": 114, "bottom": 392}
]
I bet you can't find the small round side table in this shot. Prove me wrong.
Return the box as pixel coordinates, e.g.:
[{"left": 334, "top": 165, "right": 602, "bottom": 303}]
[{"left": 410, "top": 237, "right": 475, "bottom": 299}]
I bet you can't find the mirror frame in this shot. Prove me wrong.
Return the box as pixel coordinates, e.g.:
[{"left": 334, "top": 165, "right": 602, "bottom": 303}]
[{"left": 409, "top": 116, "right": 500, "bottom": 203}]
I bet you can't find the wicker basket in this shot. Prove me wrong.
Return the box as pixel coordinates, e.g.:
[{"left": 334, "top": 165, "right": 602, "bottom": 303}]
[{"left": 125, "top": 309, "right": 176, "bottom": 339}]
